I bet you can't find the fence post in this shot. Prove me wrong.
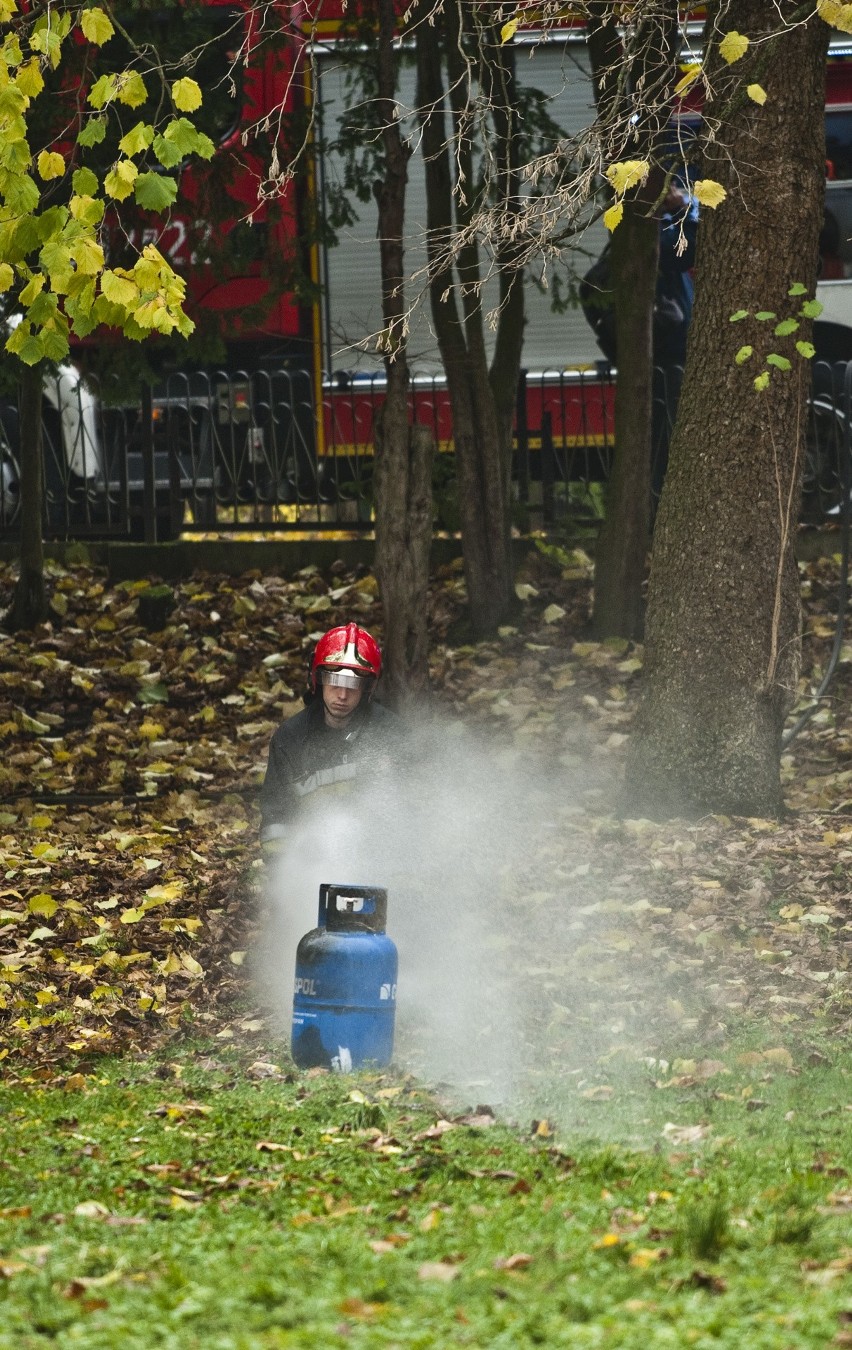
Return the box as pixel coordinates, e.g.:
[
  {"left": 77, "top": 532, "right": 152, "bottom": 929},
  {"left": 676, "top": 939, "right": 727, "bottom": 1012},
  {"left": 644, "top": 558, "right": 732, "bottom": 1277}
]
[
  {"left": 141, "top": 382, "right": 157, "bottom": 544},
  {"left": 541, "top": 410, "right": 555, "bottom": 525},
  {"left": 515, "top": 368, "right": 529, "bottom": 505}
]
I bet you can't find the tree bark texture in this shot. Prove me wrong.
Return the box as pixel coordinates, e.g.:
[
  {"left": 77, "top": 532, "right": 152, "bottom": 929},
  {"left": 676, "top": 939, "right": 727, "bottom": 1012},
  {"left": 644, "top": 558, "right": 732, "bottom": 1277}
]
[
  {"left": 9, "top": 362, "right": 47, "bottom": 631},
  {"left": 624, "top": 3, "right": 829, "bottom": 818},
  {"left": 588, "top": 0, "right": 680, "bottom": 640},
  {"left": 593, "top": 207, "right": 658, "bottom": 639},
  {"left": 416, "top": 12, "right": 523, "bottom": 636},
  {"left": 371, "top": 0, "right": 434, "bottom": 706}
]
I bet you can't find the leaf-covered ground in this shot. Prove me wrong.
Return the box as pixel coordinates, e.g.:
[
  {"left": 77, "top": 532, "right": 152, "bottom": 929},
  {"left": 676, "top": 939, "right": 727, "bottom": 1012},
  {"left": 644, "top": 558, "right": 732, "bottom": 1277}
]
[
  {"left": 1, "top": 545, "right": 851, "bottom": 1347},
  {"left": 0, "top": 544, "right": 849, "bottom": 1077}
]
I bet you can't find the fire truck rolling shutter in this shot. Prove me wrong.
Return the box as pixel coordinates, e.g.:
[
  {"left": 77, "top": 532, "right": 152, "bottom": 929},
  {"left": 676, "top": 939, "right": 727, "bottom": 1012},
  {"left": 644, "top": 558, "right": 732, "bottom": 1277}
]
[{"left": 315, "top": 37, "right": 607, "bottom": 377}]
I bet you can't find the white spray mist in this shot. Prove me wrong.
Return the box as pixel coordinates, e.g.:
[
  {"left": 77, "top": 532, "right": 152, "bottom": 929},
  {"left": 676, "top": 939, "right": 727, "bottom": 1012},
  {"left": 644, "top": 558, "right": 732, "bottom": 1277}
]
[{"left": 258, "top": 710, "right": 613, "bottom": 1106}]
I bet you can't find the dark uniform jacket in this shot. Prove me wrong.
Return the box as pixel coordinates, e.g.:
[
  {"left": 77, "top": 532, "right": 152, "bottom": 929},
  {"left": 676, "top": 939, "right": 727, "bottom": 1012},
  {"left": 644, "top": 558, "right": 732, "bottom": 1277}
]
[{"left": 259, "top": 699, "right": 398, "bottom": 842}]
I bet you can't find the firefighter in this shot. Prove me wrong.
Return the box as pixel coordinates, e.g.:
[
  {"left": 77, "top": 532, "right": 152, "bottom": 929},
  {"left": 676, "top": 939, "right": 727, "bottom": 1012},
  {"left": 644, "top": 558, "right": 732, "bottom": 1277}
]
[{"left": 259, "top": 623, "right": 398, "bottom": 844}]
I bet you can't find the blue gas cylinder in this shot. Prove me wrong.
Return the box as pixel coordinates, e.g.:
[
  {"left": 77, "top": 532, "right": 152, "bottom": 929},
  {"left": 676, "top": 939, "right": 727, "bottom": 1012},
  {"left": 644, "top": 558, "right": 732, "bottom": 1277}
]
[{"left": 291, "top": 883, "right": 398, "bottom": 1072}]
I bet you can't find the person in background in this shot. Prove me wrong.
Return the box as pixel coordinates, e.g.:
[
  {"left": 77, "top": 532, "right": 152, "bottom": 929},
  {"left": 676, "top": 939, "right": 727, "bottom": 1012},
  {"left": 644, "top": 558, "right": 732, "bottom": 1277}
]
[
  {"left": 259, "top": 622, "right": 398, "bottom": 845},
  {"left": 651, "top": 185, "right": 700, "bottom": 506}
]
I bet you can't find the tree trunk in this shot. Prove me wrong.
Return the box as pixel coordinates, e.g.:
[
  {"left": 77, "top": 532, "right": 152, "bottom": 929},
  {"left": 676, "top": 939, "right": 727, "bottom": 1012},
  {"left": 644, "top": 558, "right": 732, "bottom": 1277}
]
[
  {"left": 8, "top": 362, "right": 47, "bottom": 631},
  {"left": 624, "top": 3, "right": 829, "bottom": 818},
  {"left": 588, "top": 0, "right": 679, "bottom": 640},
  {"left": 415, "top": 14, "right": 522, "bottom": 636},
  {"left": 374, "top": 407, "right": 434, "bottom": 708},
  {"left": 593, "top": 207, "right": 657, "bottom": 639},
  {"left": 371, "top": 0, "right": 433, "bottom": 706}
]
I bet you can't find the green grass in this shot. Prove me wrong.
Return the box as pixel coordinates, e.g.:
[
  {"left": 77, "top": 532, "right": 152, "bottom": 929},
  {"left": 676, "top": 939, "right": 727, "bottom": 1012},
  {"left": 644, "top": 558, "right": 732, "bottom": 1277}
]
[{"left": 0, "top": 1043, "right": 850, "bottom": 1348}]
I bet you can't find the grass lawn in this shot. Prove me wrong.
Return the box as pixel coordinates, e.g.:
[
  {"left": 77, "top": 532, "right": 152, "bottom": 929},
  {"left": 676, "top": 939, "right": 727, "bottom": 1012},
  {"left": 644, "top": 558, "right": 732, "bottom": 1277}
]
[{"left": 0, "top": 1042, "right": 849, "bottom": 1348}]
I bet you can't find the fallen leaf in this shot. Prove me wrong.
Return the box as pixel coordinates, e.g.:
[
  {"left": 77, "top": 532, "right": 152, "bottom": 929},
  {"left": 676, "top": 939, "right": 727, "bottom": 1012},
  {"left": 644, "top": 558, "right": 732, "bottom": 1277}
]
[
  {"left": 493, "top": 1252, "right": 533, "bottom": 1270},
  {"left": 72, "top": 1201, "right": 110, "bottom": 1219},
  {"left": 661, "top": 1122, "right": 710, "bottom": 1146},
  {"left": 418, "top": 1261, "right": 459, "bottom": 1283}
]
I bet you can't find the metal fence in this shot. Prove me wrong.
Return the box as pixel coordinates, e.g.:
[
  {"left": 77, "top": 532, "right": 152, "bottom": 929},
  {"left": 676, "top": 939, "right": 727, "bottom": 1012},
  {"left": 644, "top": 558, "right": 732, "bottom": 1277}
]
[{"left": 0, "top": 360, "right": 849, "bottom": 541}]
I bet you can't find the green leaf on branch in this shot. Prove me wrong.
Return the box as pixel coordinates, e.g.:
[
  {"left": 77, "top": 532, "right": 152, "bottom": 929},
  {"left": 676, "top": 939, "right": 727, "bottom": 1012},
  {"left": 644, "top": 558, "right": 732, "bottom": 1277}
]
[
  {"left": 78, "top": 115, "right": 107, "bottom": 147},
  {"left": 72, "top": 166, "right": 99, "bottom": 198},
  {"left": 800, "top": 299, "right": 824, "bottom": 319},
  {"left": 796, "top": 341, "right": 816, "bottom": 359},
  {"left": 88, "top": 73, "right": 118, "bottom": 109},
  {"left": 774, "top": 319, "right": 799, "bottom": 337},
  {"left": 788, "top": 282, "right": 807, "bottom": 296},
  {"left": 755, "top": 311, "right": 776, "bottom": 321},
  {"left": 69, "top": 194, "right": 104, "bottom": 226},
  {"left": 735, "top": 345, "right": 753, "bottom": 364},
  {"left": 134, "top": 172, "right": 178, "bottom": 211},
  {"left": 101, "top": 270, "right": 139, "bottom": 309},
  {"left": 7, "top": 322, "right": 45, "bottom": 365},
  {"left": 4, "top": 175, "right": 39, "bottom": 215},
  {"left": 754, "top": 371, "right": 771, "bottom": 391},
  {"left": 119, "top": 122, "right": 154, "bottom": 157},
  {"left": 729, "top": 310, "right": 749, "bottom": 322},
  {"left": 766, "top": 353, "right": 792, "bottom": 371}
]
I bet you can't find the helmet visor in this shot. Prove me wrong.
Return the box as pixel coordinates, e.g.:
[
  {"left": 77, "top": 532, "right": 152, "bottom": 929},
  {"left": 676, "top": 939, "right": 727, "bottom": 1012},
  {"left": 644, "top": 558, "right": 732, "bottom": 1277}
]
[{"left": 320, "top": 668, "right": 368, "bottom": 690}]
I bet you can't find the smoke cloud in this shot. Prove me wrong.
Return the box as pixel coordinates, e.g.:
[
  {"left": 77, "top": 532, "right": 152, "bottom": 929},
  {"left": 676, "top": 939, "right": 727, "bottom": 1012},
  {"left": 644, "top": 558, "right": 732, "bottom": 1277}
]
[{"left": 259, "top": 709, "right": 622, "bottom": 1111}]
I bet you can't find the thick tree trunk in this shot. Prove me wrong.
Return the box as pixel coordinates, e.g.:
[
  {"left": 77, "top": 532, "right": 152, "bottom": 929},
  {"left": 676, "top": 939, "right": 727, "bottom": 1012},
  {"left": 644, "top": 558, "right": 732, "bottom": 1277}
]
[
  {"left": 416, "top": 15, "right": 522, "bottom": 636},
  {"left": 624, "top": 3, "right": 829, "bottom": 818},
  {"left": 371, "top": 0, "right": 433, "bottom": 706},
  {"left": 8, "top": 363, "right": 47, "bottom": 631}
]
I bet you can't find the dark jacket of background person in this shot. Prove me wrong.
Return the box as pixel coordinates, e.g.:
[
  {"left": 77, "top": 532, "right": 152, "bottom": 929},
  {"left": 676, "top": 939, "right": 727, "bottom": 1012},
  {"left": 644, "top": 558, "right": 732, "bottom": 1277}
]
[
  {"left": 259, "top": 699, "right": 399, "bottom": 842},
  {"left": 579, "top": 190, "right": 699, "bottom": 367},
  {"left": 654, "top": 193, "right": 700, "bottom": 365}
]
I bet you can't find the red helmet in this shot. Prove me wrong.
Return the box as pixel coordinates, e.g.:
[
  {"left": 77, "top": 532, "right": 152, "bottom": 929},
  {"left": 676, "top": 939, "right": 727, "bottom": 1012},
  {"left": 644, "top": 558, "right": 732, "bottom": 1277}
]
[{"left": 309, "top": 623, "right": 382, "bottom": 693}]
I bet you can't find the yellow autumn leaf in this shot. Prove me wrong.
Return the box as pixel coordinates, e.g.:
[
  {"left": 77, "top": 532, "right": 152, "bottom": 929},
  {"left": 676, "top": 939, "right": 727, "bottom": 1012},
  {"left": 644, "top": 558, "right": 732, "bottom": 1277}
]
[
  {"left": 79, "top": 6, "right": 114, "bottom": 45},
  {"left": 104, "top": 158, "right": 138, "bottom": 201},
  {"left": 603, "top": 201, "right": 624, "bottom": 233},
  {"left": 629, "top": 1248, "right": 664, "bottom": 1268},
  {"left": 16, "top": 57, "right": 44, "bottom": 98},
  {"left": 692, "top": 178, "right": 727, "bottom": 208},
  {"left": 28, "top": 893, "right": 57, "bottom": 918},
  {"left": 116, "top": 70, "right": 147, "bottom": 108},
  {"left": 747, "top": 83, "right": 767, "bottom": 105},
  {"left": 172, "top": 77, "right": 202, "bottom": 112},
  {"left": 818, "top": 1, "right": 852, "bottom": 34},
  {"left": 37, "top": 150, "right": 65, "bottom": 180},
  {"left": 0, "top": 263, "right": 14, "bottom": 292},
  {"left": 762, "top": 1047, "right": 794, "bottom": 1068},
  {"left": 605, "top": 158, "right": 649, "bottom": 195},
  {"left": 593, "top": 1233, "right": 622, "bottom": 1249},
  {"left": 500, "top": 17, "right": 518, "bottom": 43},
  {"left": 144, "top": 881, "right": 183, "bottom": 903},
  {"left": 180, "top": 952, "right": 203, "bottom": 977},
  {"left": 719, "top": 30, "right": 749, "bottom": 63},
  {"left": 674, "top": 65, "right": 702, "bottom": 96}
]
